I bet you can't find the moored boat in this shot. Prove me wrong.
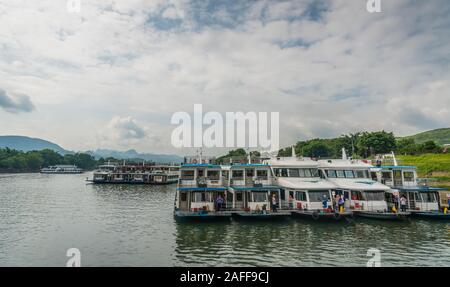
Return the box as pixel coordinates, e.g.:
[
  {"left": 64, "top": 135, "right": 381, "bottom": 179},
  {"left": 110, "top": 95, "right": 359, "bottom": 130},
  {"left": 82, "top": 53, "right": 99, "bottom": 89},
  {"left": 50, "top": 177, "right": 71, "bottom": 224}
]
[
  {"left": 41, "top": 165, "right": 83, "bottom": 174},
  {"left": 265, "top": 147, "right": 353, "bottom": 222}
]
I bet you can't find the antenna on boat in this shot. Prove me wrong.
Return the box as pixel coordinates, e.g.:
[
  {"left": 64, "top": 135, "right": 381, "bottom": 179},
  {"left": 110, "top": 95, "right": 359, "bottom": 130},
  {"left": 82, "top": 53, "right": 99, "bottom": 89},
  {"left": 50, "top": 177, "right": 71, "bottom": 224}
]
[
  {"left": 342, "top": 148, "right": 348, "bottom": 160},
  {"left": 391, "top": 151, "right": 398, "bottom": 166},
  {"left": 291, "top": 146, "right": 296, "bottom": 158}
]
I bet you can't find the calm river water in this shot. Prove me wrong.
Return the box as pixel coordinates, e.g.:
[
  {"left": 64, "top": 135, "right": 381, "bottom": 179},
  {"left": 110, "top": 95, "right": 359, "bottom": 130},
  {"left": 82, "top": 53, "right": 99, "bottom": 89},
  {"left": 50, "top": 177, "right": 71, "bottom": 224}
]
[{"left": 0, "top": 173, "right": 449, "bottom": 267}]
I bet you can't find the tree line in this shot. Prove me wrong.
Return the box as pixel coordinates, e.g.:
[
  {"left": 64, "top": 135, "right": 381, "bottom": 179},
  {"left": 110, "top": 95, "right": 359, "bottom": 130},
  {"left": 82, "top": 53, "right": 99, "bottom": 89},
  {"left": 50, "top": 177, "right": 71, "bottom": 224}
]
[
  {"left": 278, "top": 131, "right": 443, "bottom": 158},
  {"left": 0, "top": 148, "right": 100, "bottom": 173}
]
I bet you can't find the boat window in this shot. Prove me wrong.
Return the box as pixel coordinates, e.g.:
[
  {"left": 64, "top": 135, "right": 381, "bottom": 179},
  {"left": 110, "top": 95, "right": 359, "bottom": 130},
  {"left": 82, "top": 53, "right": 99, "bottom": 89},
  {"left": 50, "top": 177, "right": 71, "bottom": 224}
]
[
  {"left": 192, "top": 192, "right": 212, "bottom": 202},
  {"left": 363, "top": 191, "right": 385, "bottom": 201},
  {"left": 289, "top": 169, "right": 299, "bottom": 177},
  {"left": 422, "top": 193, "right": 436, "bottom": 202},
  {"left": 308, "top": 190, "right": 330, "bottom": 202},
  {"left": 232, "top": 170, "right": 244, "bottom": 180},
  {"left": 356, "top": 170, "right": 365, "bottom": 178},
  {"left": 326, "top": 170, "right": 337, "bottom": 178},
  {"left": 310, "top": 169, "right": 319, "bottom": 177},
  {"left": 281, "top": 169, "right": 288, "bottom": 177},
  {"left": 181, "top": 170, "right": 195, "bottom": 180},
  {"left": 336, "top": 170, "right": 345, "bottom": 178},
  {"left": 207, "top": 170, "right": 220, "bottom": 180},
  {"left": 256, "top": 170, "right": 268, "bottom": 179},
  {"left": 180, "top": 192, "right": 187, "bottom": 201},
  {"left": 295, "top": 191, "right": 307, "bottom": 201},
  {"left": 351, "top": 191, "right": 363, "bottom": 200},
  {"left": 404, "top": 172, "right": 415, "bottom": 182},
  {"left": 382, "top": 172, "right": 391, "bottom": 179},
  {"left": 198, "top": 169, "right": 204, "bottom": 177},
  {"left": 236, "top": 192, "right": 243, "bottom": 201},
  {"left": 251, "top": 192, "right": 267, "bottom": 202},
  {"left": 298, "top": 169, "right": 306, "bottom": 177},
  {"left": 304, "top": 169, "right": 312, "bottom": 177},
  {"left": 246, "top": 169, "right": 254, "bottom": 177},
  {"left": 344, "top": 170, "right": 355, "bottom": 178}
]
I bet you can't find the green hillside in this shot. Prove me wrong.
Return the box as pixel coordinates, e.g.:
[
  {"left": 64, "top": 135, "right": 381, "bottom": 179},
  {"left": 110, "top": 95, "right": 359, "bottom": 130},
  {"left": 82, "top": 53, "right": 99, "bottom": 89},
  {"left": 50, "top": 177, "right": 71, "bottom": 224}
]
[
  {"left": 397, "top": 153, "right": 450, "bottom": 189},
  {"left": 402, "top": 128, "right": 450, "bottom": 145}
]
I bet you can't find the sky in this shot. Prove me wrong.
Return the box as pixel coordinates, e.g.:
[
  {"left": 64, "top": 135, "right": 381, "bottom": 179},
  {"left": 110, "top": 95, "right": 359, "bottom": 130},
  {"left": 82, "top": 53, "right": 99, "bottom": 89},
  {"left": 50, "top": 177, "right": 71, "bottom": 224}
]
[{"left": 0, "top": 0, "right": 449, "bottom": 156}]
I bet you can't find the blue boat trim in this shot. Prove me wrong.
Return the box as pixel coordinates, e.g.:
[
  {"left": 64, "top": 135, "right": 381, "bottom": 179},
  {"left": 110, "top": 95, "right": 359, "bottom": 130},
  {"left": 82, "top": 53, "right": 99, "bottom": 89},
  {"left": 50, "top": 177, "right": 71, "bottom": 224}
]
[{"left": 397, "top": 186, "right": 447, "bottom": 192}]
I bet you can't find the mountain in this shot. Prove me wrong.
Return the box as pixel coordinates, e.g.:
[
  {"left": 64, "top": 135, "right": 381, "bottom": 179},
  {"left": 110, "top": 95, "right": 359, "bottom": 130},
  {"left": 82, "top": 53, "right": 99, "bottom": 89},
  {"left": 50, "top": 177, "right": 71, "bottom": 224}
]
[
  {"left": 0, "top": 135, "right": 70, "bottom": 154},
  {"left": 402, "top": 128, "right": 450, "bottom": 145},
  {"left": 86, "top": 149, "right": 183, "bottom": 163},
  {"left": 0, "top": 135, "right": 184, "bottom": 163}
]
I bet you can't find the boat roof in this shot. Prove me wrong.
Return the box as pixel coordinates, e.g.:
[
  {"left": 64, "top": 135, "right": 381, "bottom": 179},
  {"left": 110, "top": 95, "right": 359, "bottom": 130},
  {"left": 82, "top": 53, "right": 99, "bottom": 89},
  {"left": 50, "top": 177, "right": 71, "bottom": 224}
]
[
  {"left": 318, "top": 159, "right": 372, "bottom": 169},
  {"left": 178, "top": 187, "right": 227, "bottom": 191},
  {"left": 229, "top": 163, "right": 270, "bottom": 168},
  {"left": 264, "top": 157, "right": 319, "bottom": 168},
  {"left": 181, "top": 163, "right": 222, "bottom": 168},
  {"left": 276, "top": 177, "right": 336, "bottom": 190},
  {"left": 372, "top": 165, "right": 416, "bottom": 170},
  {"left": 326, "top": 178, "right": 391, "bottom": 191},
  {"left": 391, "top": 186, "right": 447, "bottom": 192}
]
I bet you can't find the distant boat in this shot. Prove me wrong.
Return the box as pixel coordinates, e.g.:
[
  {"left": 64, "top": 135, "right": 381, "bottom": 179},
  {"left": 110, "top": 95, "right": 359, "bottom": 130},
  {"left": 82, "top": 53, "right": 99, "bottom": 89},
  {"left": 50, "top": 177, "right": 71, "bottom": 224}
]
[{"left": 40, "top": 165, "right": 83, "bottom": 174}]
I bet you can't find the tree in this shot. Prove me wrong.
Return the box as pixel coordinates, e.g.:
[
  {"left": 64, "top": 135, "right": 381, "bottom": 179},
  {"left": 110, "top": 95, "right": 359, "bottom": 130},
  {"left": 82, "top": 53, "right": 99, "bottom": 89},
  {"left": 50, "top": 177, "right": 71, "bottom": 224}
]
[
  {"left": 357, "top": 131, "right": 396, "bottom": 157},
  {"left": 303, "top": 141, "right": 332, "bottom": 158},
  {"left": 420, "top": 141, "right": 441, "bottom": 153}
]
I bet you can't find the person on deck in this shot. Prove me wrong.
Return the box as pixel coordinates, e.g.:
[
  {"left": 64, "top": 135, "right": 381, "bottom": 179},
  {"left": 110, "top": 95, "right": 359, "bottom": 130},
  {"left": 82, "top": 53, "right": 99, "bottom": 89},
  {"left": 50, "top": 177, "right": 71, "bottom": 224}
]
[
  {"left": 271, "top": 194, "right": 278, "bottom": 212},
  {"left": 400, "top": 195, "right": 407, "bottom": 212},
  {"left": 216, "top": 195, "right": 224, "bottom": 212},
  {"left": 338, "top": 195, "right": 345, "bottom": 212}
]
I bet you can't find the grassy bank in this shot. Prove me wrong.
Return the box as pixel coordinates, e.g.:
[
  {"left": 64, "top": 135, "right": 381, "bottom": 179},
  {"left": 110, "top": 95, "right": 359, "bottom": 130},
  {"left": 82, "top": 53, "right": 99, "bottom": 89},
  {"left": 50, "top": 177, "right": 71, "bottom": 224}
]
[{"left": 397, "top": 153, "right": 450, "bottom": 189}]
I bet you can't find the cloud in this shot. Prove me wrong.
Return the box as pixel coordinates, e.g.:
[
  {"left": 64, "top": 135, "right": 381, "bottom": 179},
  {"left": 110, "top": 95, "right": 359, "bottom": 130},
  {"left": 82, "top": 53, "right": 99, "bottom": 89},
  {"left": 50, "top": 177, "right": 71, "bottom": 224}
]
[
  {"left": 0, "top": 88, "right": 35, "bottom": 113},
  {"left": 0, "top": 0, "right": 449, "bottom": 154},
  {"left": 107, "top": 116, "right": 146, "bottom": 140}
]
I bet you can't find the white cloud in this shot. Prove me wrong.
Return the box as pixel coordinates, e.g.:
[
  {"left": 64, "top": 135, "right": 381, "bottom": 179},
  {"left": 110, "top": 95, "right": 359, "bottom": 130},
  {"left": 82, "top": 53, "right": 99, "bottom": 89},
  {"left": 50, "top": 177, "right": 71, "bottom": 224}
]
[{"left": 0, "top": 0, "right": 449, "bottom": 154}]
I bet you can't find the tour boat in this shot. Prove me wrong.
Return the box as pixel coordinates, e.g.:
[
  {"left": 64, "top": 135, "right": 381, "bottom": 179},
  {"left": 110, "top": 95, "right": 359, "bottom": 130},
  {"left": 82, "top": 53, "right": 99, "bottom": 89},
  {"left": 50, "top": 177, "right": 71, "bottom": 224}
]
[
  {"left": 175, "top": 162, "right": 232, "bottom": 220},
  {"left": 227, "top": 162, "right": 291, "bottom": 220},
  {"left": 90, "top": 162, "right": 180, "bottom": 184},
  {"left": 40, "top": 165, "right": 83, "bottom": 174},
  {"left": 318, "top": 149, "right": 409, "bottom": 220},
  {"left": 265, "top": 148, "right": 352, "bottom": 221},
  {"left": 370, "top": 155, "right": 449, "bottom": 220}
]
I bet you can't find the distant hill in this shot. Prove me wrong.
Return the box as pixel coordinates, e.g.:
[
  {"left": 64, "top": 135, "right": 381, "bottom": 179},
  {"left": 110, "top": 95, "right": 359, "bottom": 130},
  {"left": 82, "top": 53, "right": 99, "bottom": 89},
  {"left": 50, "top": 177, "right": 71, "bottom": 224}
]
[
  {"left": 87, "top": 149, "right": 183, "bottom": 163},
  {"left": 0, "top": 135, "right": 70, "bottom": 154},
  {"left": 0, "top": 135, "right": 183, "bottom": 163},
  {"left": 402, "top": 128, "right": 450, "bottom": 145}
]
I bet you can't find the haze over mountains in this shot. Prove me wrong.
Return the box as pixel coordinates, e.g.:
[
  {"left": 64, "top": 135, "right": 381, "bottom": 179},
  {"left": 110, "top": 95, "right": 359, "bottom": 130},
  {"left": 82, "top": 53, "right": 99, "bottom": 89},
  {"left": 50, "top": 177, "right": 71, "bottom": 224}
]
[{"left": 0, "top": 135, "right": 183, "bottom": 163}]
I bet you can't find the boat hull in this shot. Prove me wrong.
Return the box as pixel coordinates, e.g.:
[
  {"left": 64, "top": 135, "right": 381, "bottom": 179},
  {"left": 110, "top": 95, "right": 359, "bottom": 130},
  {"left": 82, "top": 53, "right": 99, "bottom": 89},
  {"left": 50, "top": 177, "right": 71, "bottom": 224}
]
[
  {"left": 232, "top": 211, "right": 291, "bottom": 220},
  {"left": 410, "top": 211, "right": 450, "bottom": 220},
  {"left": 291, "top": 210, "right": 353, "bottom": 222},
  {"left": 354, "top": 211, "right": 410, "bottom": 220},
  {"left": 174, "top": 210, "right": 232, "bottom": 221}
]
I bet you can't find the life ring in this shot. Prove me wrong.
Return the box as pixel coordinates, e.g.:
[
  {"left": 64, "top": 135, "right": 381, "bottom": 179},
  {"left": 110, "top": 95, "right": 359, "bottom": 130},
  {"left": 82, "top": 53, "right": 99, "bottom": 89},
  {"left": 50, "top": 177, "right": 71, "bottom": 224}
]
[
  {"left": 193, "top": 159, "right": 198, "bottom": 164},
  {"left": 312, "top": 211, "right": 319, "bottom": 220},
  {"left": 333, "top": 212, "right": 341, "bottom": 220}
]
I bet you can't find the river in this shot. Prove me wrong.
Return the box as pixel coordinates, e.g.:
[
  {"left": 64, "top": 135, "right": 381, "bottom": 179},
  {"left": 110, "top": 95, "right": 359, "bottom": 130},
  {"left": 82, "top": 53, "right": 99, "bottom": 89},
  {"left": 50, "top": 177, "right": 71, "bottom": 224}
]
[{"left": 0, "top": 173, "right": 449, "bottom": 266}]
